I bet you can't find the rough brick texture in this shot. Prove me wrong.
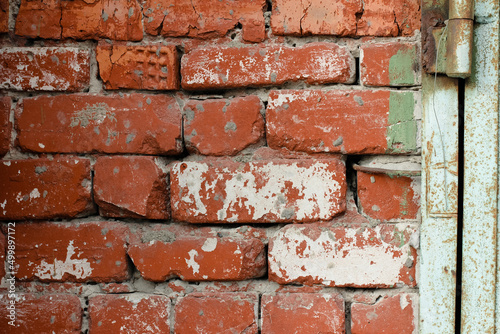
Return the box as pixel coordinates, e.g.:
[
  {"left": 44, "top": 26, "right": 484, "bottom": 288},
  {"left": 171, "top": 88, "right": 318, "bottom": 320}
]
[
  {"left": 175, "top": 293, "right": 258, "bottom": 334},
  {"left": 14, "top": 222, "right": 129, "bottom": 282},
  {"left": 0, "top": 0, "right": 7, "bottom": 33},
  {"left": 261, "top": 293, "right": 345, "bottom": 333},
  {"left": 271, "top": 0, "right": 419, "bottom": 37},
  {"left": 89, "top": 294, "right": 170, "bottom": 333},
  {"left": 16, "top": 94, "right": 182, "bottom": 155},
  {"left": 0, "top": 97, "right": 10, "bottom": 156},
  {"left": 94, "top": 156, "right": 169, "bottom": 219},
  {"left": 128, "top": 226, "right": 266, "bottom": 281},
  {"left": 144, "top": 0, "right": 266, "bottom": 42},
  {"left": 96, "top": 44, "right": 179, "bottom": 90},
  {"left": 361, "top": 43, "right": 419, "bottom": 86},
  {"left": 351, "top": 294, "right": 417, "bottom": 334},
  {"left": 358, "top": 172, "right": 420, "bottom": 221},
  {"left": 0, "top": 294, "right": 82, "bottom": 333},
  {"left": 171, "top": 158, "right": 346, "bottom": 223},
  {"left": 267, "top": 90, "right": 418, "bottom": 154},
  {"left": 0, "top": 48, "right": 90, "bottom": 91},
  {"left": 181, "top": 43, "right": 355, "bottom": 89},
  {"left": 15, "top": 0, "right": 143, "bottom": 41},
  {"left": 184, "top": 96, "right": 265, "bottom": 155},
  {"left": 268, "top": 216, "right": 418, "bottom": 287},
  {"left": 0, "top": 158, "right": 92, "bottom": 220}
]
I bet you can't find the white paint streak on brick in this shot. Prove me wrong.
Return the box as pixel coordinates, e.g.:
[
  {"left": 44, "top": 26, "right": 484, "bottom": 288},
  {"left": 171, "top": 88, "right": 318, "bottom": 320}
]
[
  {"left": 173, "top": 162, "right": 209, "bottom": 214},
  {"left": 201, "top": 238, "right": 218, "bottom": 252},
  {"left": 35, "top": 240, "right": 93, "bottom": 280},
  {"left": 185, "top": 249, "right": 200, "bottom": 274},
  {"left": 269, "top": 225, "right": 415, "bottom": 286}
]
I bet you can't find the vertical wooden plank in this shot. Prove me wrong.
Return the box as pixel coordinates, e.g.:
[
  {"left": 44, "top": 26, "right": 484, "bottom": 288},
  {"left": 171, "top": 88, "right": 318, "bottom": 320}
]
[
  {"left": 462, "top": 0, "right": 499, "bottom": 330},
  {"left": 420, "top": 75, "right": 459, "bottom": 333}
]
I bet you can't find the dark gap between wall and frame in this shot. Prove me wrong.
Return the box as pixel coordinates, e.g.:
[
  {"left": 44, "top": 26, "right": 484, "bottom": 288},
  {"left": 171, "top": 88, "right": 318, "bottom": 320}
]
[{"left": 455, "top": 78, "right": 465, "bottom": 334}]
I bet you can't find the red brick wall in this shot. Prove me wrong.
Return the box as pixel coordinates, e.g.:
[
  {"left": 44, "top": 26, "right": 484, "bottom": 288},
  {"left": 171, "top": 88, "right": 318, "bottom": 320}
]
[{"left": 0, "top": 0, "right": 421, "bottom": 332}]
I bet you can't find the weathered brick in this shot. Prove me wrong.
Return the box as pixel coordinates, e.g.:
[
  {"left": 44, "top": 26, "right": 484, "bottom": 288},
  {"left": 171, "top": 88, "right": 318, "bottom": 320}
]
[
  {"left": 358, "top": 0, "right": 421, "bottom": 36},
  {"left": 351, "top": 293, "right": 417, "bottom": 334},
  {"left": 0, "top": 97, "right": 11, "bottom": 156},
  {"left": 266, "top": 90, "right": 418, "bottom": 154},
  {"left": 144, "top": 0, "right": 266, "bottom": 42},
  {"left": 184, "top": 96, "right": 265, "bottom": 156},
  {"left": 0, "top": 232, "right": 5, "bottom": 281},
  {"left": 174, "top": 293, "right": 258, "bottom": 334},
  {"left": 171, "top": 158, "right": 346, "bottom": 223},
  {"left": 271, "top": 0, "right": 362, "bottom": 36},
  {"left": 89, "top": 294, "right": 170, "bottom": 333},
  {"left": 268, "top": 218, "right": 418, "bottom": 287},
  {"left": 361, "top": 43, "right": 419, "bottom": 86},
  {"left": 14, "top": 222, "right": 129, "bottom": 282},
  {"left": 271, "top": 0, "right": 420, "bottom": 37},
  {"left": 0, "top": 0, "right": 8, "bottom": 33},
  {"left": 0, "top": 158, "right": 92, "bottom": 220},
  {"left": 94, "top": 156, "right": 169, "bottom": 219},
  {"left": 96, "top": 44, "right": 179, "bottom": 90},
  {"left": 261, "top": 293, "right": 345, "bottom": 333},
  {"left": 15, "top": 0, "right": 143, "bottom": 41},
  {"left": 181, "top": 43, "right": 355, "bottom": 90},
  {"left": 128, "top": 226, "right": 266, "bottom": 281},
  {"left": 0, "top": 48, "right": 90, "bottom": 91},
  {"left": 358, "top": 171, "right": 420, "bottom": 221},
  {"left": 16, "top": 94, "right": 182, "bottom": 155},
  {"left": 0, "top": 294, "right": 81, "bottom": 333}
]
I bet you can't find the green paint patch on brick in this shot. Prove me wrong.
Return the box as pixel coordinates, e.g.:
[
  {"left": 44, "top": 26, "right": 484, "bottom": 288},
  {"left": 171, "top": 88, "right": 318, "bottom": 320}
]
[
  {"left": 387, "top": 92, "right": 417, "bottom": 153},
  {"left": 389, "top": 46, "right": 416, "bottom": 86}
]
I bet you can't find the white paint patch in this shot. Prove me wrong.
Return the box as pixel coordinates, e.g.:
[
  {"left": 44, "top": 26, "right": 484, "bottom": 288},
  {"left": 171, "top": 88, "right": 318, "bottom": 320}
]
[
  {"left": 29, "top": 188, "right": 40, "bottom": 200},
  {"left": 0, "top": 200, "right": 6, "bottom": 209},
  {"left": 201, "top": 238, "right": 217, "bottom": 252},
  {"left": 269, "top": 225, "right": 415, "bottom": 286},
  {"left": 3, "top": 161, "right": 11, "bottom": 166},
  {"left": 400, "top": 294, "right": 410, "bottom": 310},
  {"left": 185, "top": 249, "right": 200, "bottom": 274},
  {"left": 38, "top": 143, "right": 45, "bottom": 148},
  {"left": 268, "top": 91, "right": 312, "bottom": 109},
  {"left": 35, "top": 240, "right": 93, "bottom": 280},
  {"left": 173, "top": 163, "right": 209, "bottom": 214}
]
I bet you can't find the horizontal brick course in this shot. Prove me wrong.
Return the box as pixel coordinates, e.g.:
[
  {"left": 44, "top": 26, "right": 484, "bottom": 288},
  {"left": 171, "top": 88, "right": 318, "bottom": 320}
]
[
  {"left": 266, "top": 90, "right": 418, "bottom": 154},
  {"left": 0, "top": 158, "right": 92, "bottom": 220},
  {"left": 16, "top": 94, "right": 182, "bottom": 155},
  {"left": 14, "top": 222, "right": 129, "bottom": 282},
  {"left": 0, "top": 48, "right": 90, "bottom": 91},
  {"left": 181, "top": 43, "right": 355, "bottom": 89},
  {"left": 170, "top": 158, "right": 346, "bottom": 223}
]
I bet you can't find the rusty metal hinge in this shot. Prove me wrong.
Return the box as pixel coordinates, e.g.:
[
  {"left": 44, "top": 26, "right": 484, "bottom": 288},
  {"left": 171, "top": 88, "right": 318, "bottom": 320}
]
[{"left": 424, "top": 0, "right": 474, "bottom": 78}]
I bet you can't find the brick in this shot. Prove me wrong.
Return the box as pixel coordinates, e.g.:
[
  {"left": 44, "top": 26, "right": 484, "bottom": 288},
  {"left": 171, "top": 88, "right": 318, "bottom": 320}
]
[
  {"left": 261, "top": 293, "right": 345, "bottom": 333},
  {"left": 268, "top": 219, "right": 418, "bottom": 287},
  {"left": 271, "top": 0, "right": 362, "bottom": 36},
  {"left": 0, "top": 232, "right": 4, "bottom": 281},
  {"left": 0, "top": 47, "right": 90, "bottom": 91},
  {"left": 174, "top": 293, "right": 258, "bottom": 334},
  {"left": 0, "top": 293, "right": 81, "bottom": 333},
  {"left": 358, "top": 172, "right": 420, "bottom": 221},
  {"left": 96, "top": 44, "right": 179, "bottom": 90},
  {"left": 16, "top": 94, "right": 182, "bottom": 155},
  {"left": 15, "top": 0, "right": 143, "bottom": 41},
  {"left": 94, "top": 156, "right": 169, "bottom": 219},
  {"left": 89, "top": 294, "right": 170, "bottom": 333},
  {"left": 0, "top": 97, "right": 10, "bottom": 156},
  {"left": 361, "top": 43, "right": 419, "bottom": 86},
  {"left": 171, "top": 158, "right": 346, "bottom": 223},
  {"left": 358, "top": 0, "right": 421, "bottom": 36},
  {"left": 271, "top": 0, "right": 419, "bottom": 37},
  {"left": 0, "top": 0, "right": 8, "bottom": 33},
  {"left": 266, "top": 90, "right": 418, "bottom": 154},
  {"left": 181, "top": 43, "right": 355, "bottom": 90},
  {"left": 351, "top": 293, "right": 417, "bottom": 334},
  {"left": 184, "top": 96, "right": 265, "bottom": 156},
  {"left": 128, "top": 228, "right": 266, "bottom": 281},
  {"left": 0, "top": 158, "right": 92, "bottom": 220},
  {"left": 144, "top": 0, "right": 266, "bottom": 42},
  {"left": 14, "top": 222, "right": 129, "bottom": 282}
]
